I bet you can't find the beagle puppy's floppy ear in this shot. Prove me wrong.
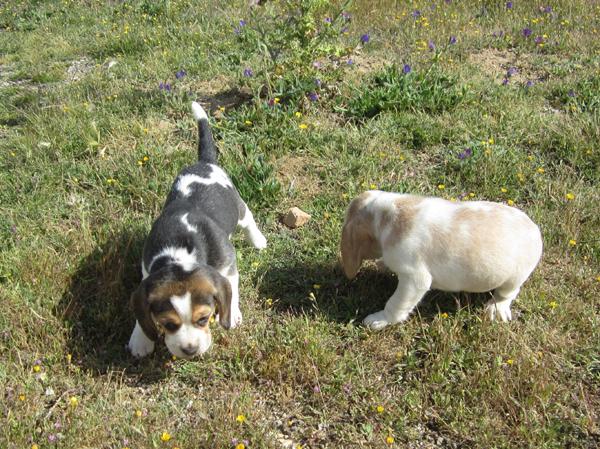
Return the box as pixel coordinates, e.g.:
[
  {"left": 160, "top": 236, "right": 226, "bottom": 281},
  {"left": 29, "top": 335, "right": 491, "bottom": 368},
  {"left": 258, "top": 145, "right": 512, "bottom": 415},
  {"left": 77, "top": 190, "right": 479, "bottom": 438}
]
[
  {"left": 340, "top": 216, "right": 377, "bottom": 280},
  {"left": 210, "top": 271, "right": 233, "bottom": 329},
  {"left": 130, "top": 282, "right": 159, "bottom": 342}
]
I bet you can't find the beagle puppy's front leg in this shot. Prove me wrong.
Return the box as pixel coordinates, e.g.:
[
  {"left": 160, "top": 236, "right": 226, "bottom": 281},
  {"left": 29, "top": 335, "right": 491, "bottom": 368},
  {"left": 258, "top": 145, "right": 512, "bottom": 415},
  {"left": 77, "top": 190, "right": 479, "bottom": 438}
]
[{"left": 363, "top": 271, "right": 431, "bottom": 330}]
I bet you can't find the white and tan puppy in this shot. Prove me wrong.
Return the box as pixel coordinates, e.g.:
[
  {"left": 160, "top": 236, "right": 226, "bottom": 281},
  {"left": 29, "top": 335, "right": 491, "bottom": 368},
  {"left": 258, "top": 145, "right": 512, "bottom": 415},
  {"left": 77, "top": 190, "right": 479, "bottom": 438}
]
[{"left": 341, "top": 191, "right": 542, "bottom": 329}]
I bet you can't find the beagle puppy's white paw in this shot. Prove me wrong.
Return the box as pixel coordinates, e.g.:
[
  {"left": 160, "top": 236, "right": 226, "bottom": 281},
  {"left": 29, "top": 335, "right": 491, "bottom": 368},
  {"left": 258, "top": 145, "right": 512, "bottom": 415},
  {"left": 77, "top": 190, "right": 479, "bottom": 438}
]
[
  {"left": 363, "top": 311, "right": 392, "bottom": 330},
  {"left": 128, "top": 321, "right": 155, "bottom": 358},
  {"left": 341, "top": 190, "right": 543, "bottom": 328}
]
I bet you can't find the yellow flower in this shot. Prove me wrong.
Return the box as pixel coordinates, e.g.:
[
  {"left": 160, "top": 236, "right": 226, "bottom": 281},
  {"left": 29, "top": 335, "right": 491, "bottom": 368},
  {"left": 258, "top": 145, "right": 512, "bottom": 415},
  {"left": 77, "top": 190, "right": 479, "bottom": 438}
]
[
  {"left": 596, "top": 275, "right": 600, "bottom": 282},
  {"left": 143, "top": 128, "right": 149, "bottom": 134},
  {"left": 236, "top": 414, "right": 246, "bottom": 423},
  {"left": 536, "top": 167, "right": 545, "bottom": 174},
  {"left": 265, "top": 298, "right": 273, "bottom": 307},
  {"left": 251, "top": 261, "right": 259, "bottom": 267},
  {"left": 137, "top": 160, "right": 143, "bottom": 166},
  {"left": 507, "top": 199, "right": 515, "bottom": 206},
  {"left": 488, "top": 137, "right": 495, "bottom": 145},
  {"left": 565, "top": 193, "right": 575, "bottom": 201},
  {"left": 160, "top": 432, "right": 171, "bottom": 442},
  {"left": 376, "top": 405, "right": 384, "bottom": 413},
  {"left": 298, "top": 123, "right": 308, "bottom": 130},
  {"left": 244, "top": 120, "right": 252, "bottom": 126},
  {"left": 18, "top": 394, "right": 26, "bottom": 401},
  {"left": 517, "top": 172, "right": 525, "bottom": 182},
  {"left": 274, "top": 97, "right": 280, "bottom": 104},
  {"left": 386, "top": 435, "right": 395, "bottom": 444},
  {"left": 32, "top": 445, "right": 39, "bottom": 449},
  {"left": 219, "top": 106, "right": 226, "bottom": 112},
  {"left": 468, "top": 192, "right": 475, "bottom": 198},
  {"left": 235, "top": 444, "right": 245, "bottom": 449},
  {"left": 313, "top": 284, "right": 321, "bottom": 290},
  {"left": 506, "top": 359, "right": 514, "bottom": 366},
  {"left": 294, "top": 111, "right": 302, "bottom": 118},
  {"left": 569, "top": 239, "right": 576, "bottom": 246},
  {"left": 69, "top": 396, "right": 79, "bottom": 407},
  {"left": 500, "top": 187, "right": 508, "bottom": 193},
  {"left": 143, "top": 156, "right": 149, "bottom": 162},
  {"left": 370, "top": 183, "right": 377, "bottom": 189},
  {"left": 548, "top": 301, "right": 558, "bottom": 309},
  {"left": 437, "top": 184, "right": 445, "bottom": 190},
  {"left": 440, "top": 312, "right": 448, "bottom": 319},
  {"left": 135, "top": 409, "right": 143, "bottom": 417},
  {"left": 33, "top": 364, "right": 41, "bottom": 373}
]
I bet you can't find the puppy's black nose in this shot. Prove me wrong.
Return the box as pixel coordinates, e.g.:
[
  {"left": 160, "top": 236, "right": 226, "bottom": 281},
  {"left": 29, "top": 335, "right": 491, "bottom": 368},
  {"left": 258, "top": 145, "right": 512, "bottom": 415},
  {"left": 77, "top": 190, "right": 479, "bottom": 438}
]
[{"left": 180, "top": 345, "right": 198, "bottom": 356}]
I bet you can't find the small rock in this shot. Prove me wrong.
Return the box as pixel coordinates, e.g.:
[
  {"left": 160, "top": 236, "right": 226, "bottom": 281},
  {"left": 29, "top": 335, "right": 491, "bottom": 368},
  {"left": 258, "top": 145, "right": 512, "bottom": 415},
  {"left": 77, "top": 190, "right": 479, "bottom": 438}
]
[{"left": 282, "top": 207, "right": 311, "bottom": 228}]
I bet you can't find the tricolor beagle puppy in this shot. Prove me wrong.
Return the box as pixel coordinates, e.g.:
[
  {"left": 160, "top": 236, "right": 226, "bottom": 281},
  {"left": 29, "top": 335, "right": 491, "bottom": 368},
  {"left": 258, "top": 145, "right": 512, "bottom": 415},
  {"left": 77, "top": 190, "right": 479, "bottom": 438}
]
[
  {"left": 128, "top": 102, "right": 267, "bottom": 358},
  {"left": 341, "top": 191, "right": 542, "bottom": 329}
]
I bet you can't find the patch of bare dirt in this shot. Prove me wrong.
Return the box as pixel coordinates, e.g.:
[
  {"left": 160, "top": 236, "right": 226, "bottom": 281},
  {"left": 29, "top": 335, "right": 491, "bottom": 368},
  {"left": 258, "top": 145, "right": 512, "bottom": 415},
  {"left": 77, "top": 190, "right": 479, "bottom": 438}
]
[
  {"left": 275, "top": 155, "right": 322, "bottom": 204},
  {"left": 469, "top": 49, "right": 547, "bottom": 85},
  {"left": 192, "top": 75, "right": 253, "bottom": 113}
]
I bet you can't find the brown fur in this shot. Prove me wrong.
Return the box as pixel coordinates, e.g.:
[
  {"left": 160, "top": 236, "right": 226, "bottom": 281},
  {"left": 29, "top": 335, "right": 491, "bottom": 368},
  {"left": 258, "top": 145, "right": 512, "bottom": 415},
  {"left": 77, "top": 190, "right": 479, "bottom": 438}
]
[
  {"left": 340, "top": 194, "right": 380, "bottom": 279},
  {"left": 131, "top": 268, "right": 233, "bottom": 342}
]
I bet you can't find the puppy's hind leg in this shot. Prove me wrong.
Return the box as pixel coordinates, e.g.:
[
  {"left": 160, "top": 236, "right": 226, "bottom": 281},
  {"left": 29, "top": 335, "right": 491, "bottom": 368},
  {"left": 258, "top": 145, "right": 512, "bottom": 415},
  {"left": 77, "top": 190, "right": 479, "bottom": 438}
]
[
  {"left": 485, "top": 284, "right": 520, "bottom": 322},
  {"left": 238, "top": 202, "right": 267, "bottom": 249},
  {"left": 364, "top": 271, "right": 431, "bottom": 330}
]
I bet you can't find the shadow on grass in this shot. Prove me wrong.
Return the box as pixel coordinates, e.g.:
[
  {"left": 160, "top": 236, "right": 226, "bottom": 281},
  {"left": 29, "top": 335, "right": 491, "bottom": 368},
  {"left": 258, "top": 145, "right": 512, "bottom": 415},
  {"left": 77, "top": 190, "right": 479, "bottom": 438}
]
[
  {"left": 55, "top": 228, "right": 170, "bottom": 382},
  {"left": 257, "top": 260, "right": 491, "bottom": 324}
]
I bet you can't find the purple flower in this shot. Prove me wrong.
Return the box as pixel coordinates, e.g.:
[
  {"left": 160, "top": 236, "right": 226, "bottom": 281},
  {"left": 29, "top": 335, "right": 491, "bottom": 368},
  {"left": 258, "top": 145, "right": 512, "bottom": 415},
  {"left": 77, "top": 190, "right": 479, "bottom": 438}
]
[
  {"left": 243, "top": 68, "right": 253, "bottom": 77},
  {"left": 428, "top": 40, "right": 436, "bottom": 51},
  {"left": 542, "top": 6, "right": 552, "bottom": 13},
  {"left": 159, "top": 82, "right": 171, "bottom": 92},
  {"left": 534, "top": 36, "right": 544, "bottom": 45},
  {"left": 360, "top": 33, "right": 370, "bottom": 43},
  {"left": 175, "top": 69, "right": 186, "bottom": 79},
  {"left": 308, "top": 92, "right": 319, "bottom": 101},
  {"left": 313, "top": 385, "right": 321, "bottom": 393},
  {"left": 342, "top": 11, "right": 351, "bottom": 21},
  {"left": 324, "top": 17, "right": 332, "bottom": 24},
  {"left": 507, "top": 66, "right": 517, "bottom": 77},
  {"left": 526, "top": 80, "right": 534, "bottom": 88},
  {"left": 567, "top": 90, "right": 576, "bottom": 98},
  {"left": 341, "top": 26, "right": 349, "bottom": 34},
  {"left": 239, "top": 20, "right": 246, "bottom": 27},
  {"left": 342, "top": 382, "right": 352, "bottom": 394},
  {"left": 314, "top": 78, "right": 322, "bottom": 87},
  {"left": 10, "top": 224, "right": 17, "bottom": 234},
  {"left": 312, "top": 61, "right": 322, "bottom": 69},
  {"left": 402, "top": 64, "right": 411, "bottom": 74},
  {"left": 506, "top": 1, "right": 513, "bottom": 9},
  {"left": 412, "top": 10, "right": 421, "bottom": 18},
  {"left": 48, "top": 434, "right": 57, "bottom": 443},
  {"left": 449, "top": 35, "right": 457, "bottom": 44},
  {"left": 522, "top": 28, "right": 532, "bottom": 37},
  {"left": 54, "top": 421, "right": 62, "bottom": 429},
  {"left": 347, "top": 59, "right": 354, "bottom": 65},
  {"left": 502, "top": 78, "right": 509, "bottom": 85},
  {"left": 457, "top": 148, "right": 472, "bottom": 160}
]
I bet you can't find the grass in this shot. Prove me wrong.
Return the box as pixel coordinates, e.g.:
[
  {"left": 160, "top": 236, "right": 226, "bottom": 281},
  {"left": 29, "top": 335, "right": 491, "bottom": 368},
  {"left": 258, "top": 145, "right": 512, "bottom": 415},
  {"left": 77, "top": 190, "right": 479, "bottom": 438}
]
[{"left": 1, "top": 0, "right": 599, "bottom": 448}]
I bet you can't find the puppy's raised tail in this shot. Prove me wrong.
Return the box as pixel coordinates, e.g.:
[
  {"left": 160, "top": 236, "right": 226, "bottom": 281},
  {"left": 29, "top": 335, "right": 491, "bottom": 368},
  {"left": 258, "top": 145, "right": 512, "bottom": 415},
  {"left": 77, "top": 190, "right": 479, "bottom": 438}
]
[{"left": 191, "top": 101, "right": 217, "bottom": 163}]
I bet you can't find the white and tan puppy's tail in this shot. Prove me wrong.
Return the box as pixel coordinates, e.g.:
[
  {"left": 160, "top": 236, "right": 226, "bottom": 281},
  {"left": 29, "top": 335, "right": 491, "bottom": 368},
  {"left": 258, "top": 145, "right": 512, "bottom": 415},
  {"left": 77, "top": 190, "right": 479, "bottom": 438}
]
[{"left": 191, "top": 101, "right": 217, "bottom": 163}]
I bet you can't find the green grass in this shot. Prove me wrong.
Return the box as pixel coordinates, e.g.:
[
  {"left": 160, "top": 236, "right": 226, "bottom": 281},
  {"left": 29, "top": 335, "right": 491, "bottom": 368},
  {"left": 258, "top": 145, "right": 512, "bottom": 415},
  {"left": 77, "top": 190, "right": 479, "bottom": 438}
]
[{"left": 1, "top": 0, "right": 599, "bottom": 448}]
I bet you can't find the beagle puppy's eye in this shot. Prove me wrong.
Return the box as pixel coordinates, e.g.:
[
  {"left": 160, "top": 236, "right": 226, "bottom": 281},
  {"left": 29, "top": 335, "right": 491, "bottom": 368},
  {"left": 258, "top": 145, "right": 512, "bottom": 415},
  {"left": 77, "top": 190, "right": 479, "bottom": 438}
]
[
  {"left": 195, "top": 316, "right": 210, "bottom": 327},
  {"left": 163, "top": 322, "right": 180, "bottom": 332}
]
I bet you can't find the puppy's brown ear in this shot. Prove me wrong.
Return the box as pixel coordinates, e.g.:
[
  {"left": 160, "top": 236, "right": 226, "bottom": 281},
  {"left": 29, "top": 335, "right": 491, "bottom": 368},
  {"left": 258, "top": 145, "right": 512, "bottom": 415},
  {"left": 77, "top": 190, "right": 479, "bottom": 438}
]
[
  {"left": 340, "top": 218, "right": 375, "bottom": 279},
  {"left": 212, "top": 272, "right": 232, "bottom": 329},
  {"left": 130, "top": 283, "right": 159, "bottom": 341}
]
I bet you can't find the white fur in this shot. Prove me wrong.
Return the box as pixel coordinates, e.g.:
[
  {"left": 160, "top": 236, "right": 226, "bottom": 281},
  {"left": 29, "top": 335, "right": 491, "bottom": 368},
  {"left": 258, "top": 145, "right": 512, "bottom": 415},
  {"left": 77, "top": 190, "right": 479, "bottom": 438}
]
[
  {"left": 128, "top": 321, "right": 155, "bottom": 358},
  {"left": 180, "top": 213, "right": 198, "bottom": 233},
  {"left": 191, "top": 101, "right": 208, "bottom": 121},
  {"left": 238, "top": 203, "right": 267, "bottom": 249},
  {"left": 165, "top": 292, "right": 212, "bottom": 358},
  {"left": 344, "top": 191, "right": 543, "bottom": 329},
  {"left": 175, "top": 165, "right": 233, "bottom": 196},
  {"left": 147, "top": 246, "right": 197, "bottom": 273},
  {"left": 219, "top": 266, "right": 242, "bottom": 328}
]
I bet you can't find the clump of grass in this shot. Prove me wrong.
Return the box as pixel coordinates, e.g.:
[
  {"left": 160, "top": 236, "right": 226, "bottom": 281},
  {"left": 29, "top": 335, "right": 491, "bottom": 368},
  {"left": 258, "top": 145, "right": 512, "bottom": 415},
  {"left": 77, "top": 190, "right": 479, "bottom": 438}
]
[{"left": 340, "top": 64, "right": 468, "bottom": 120}]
